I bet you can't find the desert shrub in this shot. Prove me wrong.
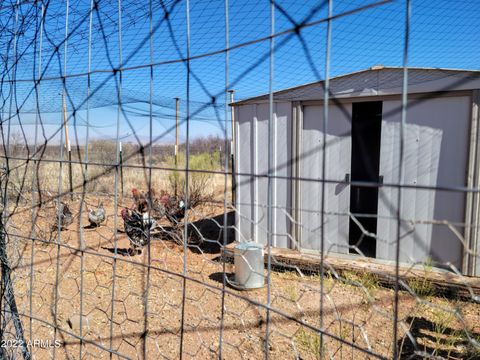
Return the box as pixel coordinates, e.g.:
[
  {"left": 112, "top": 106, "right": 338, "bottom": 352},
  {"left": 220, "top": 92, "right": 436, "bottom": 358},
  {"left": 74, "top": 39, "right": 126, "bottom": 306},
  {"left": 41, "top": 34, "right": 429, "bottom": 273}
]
[
  {"left": 88, "top": 140, "right": 118, "bottom": 165},
  {"left": 166, "top": 150, "right": 220, "bottom": 208}
]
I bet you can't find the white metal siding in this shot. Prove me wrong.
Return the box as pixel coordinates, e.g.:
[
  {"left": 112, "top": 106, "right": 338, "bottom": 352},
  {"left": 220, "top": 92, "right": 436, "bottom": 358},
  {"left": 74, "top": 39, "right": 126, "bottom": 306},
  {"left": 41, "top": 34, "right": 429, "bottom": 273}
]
[
  {"left": 235, "top": 102, "right": 292, "bottom": 246},
  {"left": 274, "top": 102, "right": 293, "bottom": 248},
  {"left": 255, "top": 103, "right": 269, "bottom": 244},
  {"left": 236, "top": 105, "right": 255, "bottom": 242}
]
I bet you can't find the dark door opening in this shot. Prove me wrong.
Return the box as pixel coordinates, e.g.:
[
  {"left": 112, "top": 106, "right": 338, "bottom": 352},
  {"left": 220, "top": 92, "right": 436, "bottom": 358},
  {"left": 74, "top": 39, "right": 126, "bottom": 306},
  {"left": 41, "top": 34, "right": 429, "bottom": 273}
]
[{"left": 349, "top": 101, "right": 383, "bottom": 258}]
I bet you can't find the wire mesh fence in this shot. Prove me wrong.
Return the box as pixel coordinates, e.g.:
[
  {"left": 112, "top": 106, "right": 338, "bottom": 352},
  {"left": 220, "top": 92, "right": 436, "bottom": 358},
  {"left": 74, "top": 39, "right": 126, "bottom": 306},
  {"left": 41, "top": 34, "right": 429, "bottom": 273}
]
[{"left": 0, "top": 0, "right": 479, "bottom": 359}]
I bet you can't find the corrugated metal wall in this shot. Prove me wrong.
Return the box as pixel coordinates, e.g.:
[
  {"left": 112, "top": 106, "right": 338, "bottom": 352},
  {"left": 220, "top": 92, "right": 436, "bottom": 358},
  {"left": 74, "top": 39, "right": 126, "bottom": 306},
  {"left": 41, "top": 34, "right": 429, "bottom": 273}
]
[
  {"left": 236, "top": 95, "right": 470, "bottom": 269},
  {"left": 236, "top": 102, "right": 292, "bottom": 248}
]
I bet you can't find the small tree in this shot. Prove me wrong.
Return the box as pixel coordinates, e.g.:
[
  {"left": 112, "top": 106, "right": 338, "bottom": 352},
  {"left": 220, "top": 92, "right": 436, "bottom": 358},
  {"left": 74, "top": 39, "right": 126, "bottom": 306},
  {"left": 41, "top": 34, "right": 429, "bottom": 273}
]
[
  {"left": 166, "top": 150, "right": 219, "bottom": 208},
  {"left": 10, "top": 130, "right": 27, "bottom": 157}
]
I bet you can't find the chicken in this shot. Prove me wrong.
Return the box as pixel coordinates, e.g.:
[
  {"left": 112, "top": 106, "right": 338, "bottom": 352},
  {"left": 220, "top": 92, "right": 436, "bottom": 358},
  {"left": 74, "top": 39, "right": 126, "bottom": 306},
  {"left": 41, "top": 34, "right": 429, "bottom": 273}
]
[
  {"left": 162, "top": 196, "right": 186, "bottom": 226},
  {"left": 132, "top": 188, "right": 149, "bottom": 214},
  {"left": 149, "top": 189, "right": 168, "bottom": 219},
  {"left": 51, "top": 202, "right": 73, "bottom": 231},
  {"left": 88, "top": 203, "right": 105, "bottom": 227},
  {"left": 131, "top": 187, "right": 187, "bottom": 226},
  {"left": 121, "top": 208, "right": 157, "bottom": 255},
  {"left": 149, "top": 190, "right": 186, "bottom": 225}
]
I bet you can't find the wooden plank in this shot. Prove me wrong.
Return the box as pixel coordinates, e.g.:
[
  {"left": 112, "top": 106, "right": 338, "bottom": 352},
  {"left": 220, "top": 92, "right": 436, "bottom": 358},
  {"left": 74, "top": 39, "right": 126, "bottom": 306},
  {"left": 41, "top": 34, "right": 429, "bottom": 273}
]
[{"left": 224, "top": 242, "right": 480, "bottom": 301}]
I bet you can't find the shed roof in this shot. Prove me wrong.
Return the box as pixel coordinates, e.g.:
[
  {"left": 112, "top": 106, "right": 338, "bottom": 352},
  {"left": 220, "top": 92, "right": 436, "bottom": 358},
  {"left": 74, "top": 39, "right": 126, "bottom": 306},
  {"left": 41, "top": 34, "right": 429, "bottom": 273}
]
[{"left": 235, "top": 66, "right": 480, "bottom": 105}]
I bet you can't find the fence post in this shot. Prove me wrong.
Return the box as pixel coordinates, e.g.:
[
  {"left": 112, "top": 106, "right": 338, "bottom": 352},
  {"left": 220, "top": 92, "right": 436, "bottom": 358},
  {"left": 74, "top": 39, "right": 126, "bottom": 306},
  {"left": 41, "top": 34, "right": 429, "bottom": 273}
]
[
  {"left": 228, "top": 90, "right": 235, "bottom": 206},
  {"left": 174, "top": 97, "right": 179, "bottom": 197},
  {"left": 68, "top": 143, "right": 73, "bottom": 199},
  {"left": 63, "top": 94, "right": 73, "bottom": 200},
  {"left": 119, "top": 141, "right": 124, "bottom": 198}
]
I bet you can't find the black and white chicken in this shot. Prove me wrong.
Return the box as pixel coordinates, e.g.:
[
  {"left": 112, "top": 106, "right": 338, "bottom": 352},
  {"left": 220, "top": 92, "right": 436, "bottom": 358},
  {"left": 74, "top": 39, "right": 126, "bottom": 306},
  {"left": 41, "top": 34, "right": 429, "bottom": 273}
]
[
  {"left": 163, "top": 196, "right": 186, "bottom": 226},
  {"left": 88, "top": 203, "right": 105, "bottom": 227},
  {"left": 121, "top": 208, "right": 157, "bottom": 255},
  {"left": 51, "top": 202, "right": 73, "bottom": 231}
]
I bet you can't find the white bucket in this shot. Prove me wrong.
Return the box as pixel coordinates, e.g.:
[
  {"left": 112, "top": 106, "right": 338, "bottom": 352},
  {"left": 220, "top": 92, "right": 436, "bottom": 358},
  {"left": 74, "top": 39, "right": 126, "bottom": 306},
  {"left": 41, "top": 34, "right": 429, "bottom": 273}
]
[{"left": 234, "top": 242, "right": 265, "bottom": 289}]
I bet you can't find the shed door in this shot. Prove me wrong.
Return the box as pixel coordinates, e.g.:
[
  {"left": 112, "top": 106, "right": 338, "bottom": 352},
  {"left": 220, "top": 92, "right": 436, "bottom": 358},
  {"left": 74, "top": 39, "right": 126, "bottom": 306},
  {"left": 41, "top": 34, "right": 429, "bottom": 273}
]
[
  {"left": 377, "top": 99, "right": 451, "bottom": 264},
  {"left": 299, "top": 105, "right": 351, "bottom": 253},
  {"left": 348, "top": 101, "right": 383, "bottom": 257}
]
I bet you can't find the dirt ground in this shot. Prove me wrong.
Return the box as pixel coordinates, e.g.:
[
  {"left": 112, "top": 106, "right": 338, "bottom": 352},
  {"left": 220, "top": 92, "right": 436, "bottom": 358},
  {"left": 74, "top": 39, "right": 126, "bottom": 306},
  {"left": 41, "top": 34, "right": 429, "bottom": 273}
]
[{"left": 2, "top": 195, "right": 480, "bottom": 359}]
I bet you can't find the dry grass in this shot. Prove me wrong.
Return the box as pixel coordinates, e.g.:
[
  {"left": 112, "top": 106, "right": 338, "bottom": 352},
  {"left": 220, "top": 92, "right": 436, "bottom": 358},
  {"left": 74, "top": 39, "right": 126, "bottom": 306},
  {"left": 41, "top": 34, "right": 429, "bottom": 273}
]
[
  {"left": 408, "top": 276, "right": 435, "bottom": 298},
  {"left": 5, "top": 150, "right": 229, "bottom": 204},
  {"left": 295, "top": 328, "right": 323, "bottom": 359},
  {"left": 7, "top": 160, "right": 168, "bottom": 195},
  {"left": 342, "top": 270, "right": 380, "bottom": 293}
]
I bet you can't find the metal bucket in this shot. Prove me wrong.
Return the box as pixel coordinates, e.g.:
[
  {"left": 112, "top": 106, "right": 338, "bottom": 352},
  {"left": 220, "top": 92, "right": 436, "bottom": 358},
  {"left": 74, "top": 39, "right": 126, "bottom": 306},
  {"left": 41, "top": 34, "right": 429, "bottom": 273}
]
[{"left": 234, "top": 242, "right": 265, "bottom": 289}]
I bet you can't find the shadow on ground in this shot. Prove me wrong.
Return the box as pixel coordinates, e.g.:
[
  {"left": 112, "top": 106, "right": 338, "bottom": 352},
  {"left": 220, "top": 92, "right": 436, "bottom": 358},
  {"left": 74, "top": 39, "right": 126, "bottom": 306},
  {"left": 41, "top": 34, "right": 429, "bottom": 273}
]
[
  {"left": 105, "top": 211, "right": 235, "bottom": 255},
  {"left": 187, "top": 210, "right": 235, "bottom": 254},
  {"left": 397, "top": 316, "right": 480, "bottom": 359}
]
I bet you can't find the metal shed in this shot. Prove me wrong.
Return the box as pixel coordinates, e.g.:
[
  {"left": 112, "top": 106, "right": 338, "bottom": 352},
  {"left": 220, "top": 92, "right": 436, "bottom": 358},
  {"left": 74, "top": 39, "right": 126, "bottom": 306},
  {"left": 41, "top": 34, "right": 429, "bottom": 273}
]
[{"left": 233, "top": 66, "right": 480, "bottom": 276}]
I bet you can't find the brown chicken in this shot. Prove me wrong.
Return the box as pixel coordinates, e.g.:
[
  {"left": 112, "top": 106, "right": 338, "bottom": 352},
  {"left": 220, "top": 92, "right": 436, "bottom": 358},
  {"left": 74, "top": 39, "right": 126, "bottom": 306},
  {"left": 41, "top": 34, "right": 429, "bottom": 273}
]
[{"left": 131, "top": 188, "right": 149, "bottom": 214}]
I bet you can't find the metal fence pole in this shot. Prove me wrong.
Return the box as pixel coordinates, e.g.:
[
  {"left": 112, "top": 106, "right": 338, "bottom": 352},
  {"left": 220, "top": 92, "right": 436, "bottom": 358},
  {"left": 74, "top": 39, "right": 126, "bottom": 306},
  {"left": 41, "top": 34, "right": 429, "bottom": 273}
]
[
  {"left": 174, "top": 97, "right": 179, "bottom": 196},
  {"left": 119, "top": 141, "right": 124, "bottom": 198},
  {"left": 63, "top": 94, "right": 73, "bottom": 200},
  {"left": 228, "top": 90, "right": 235, "bottom": 206}
]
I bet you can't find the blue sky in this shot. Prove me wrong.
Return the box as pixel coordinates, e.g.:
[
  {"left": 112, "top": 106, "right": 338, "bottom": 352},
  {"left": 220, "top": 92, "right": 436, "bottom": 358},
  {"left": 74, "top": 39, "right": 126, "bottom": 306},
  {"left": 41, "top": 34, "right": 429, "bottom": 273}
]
[{"left": 3, "top": 0, "right": 480, "bottom": 145}]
